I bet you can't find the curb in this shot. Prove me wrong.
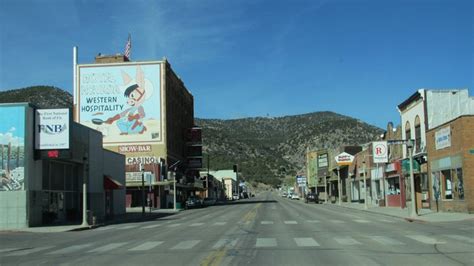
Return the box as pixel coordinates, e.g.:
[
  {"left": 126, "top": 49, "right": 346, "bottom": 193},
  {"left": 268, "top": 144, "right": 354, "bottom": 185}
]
[{"left": 326, "top": 203, "right": 426, "bottom": 223}]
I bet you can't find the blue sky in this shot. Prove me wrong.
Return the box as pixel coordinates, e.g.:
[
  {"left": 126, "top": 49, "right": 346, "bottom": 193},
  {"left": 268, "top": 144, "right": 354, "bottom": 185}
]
[{"left": 0, "top": 0, "right": 472, "bottom": 129}]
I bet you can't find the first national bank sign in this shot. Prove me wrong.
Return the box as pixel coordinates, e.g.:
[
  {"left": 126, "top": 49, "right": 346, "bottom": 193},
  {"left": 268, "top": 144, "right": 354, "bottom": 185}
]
[{"left": 35, "top": 109, "right": 70, "bottom": 150}]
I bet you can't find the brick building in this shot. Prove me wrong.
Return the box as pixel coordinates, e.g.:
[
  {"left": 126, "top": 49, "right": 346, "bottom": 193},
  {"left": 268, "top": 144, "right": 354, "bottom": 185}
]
[{"left": 426, "top": 115, "right": 474, "bottom": 213}]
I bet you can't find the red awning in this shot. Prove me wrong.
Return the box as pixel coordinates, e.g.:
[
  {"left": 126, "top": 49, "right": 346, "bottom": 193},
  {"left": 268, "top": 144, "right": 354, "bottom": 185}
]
[{"left": 104, "top": 175, "right": 124, "bottom": 190}]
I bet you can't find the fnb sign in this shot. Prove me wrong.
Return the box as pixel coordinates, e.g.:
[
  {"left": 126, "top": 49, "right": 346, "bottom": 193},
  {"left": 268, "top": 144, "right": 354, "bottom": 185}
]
[
  {"left": 35, "top": 109, "right": 70, "bottom": 150},
  {"left": 37, "top": 124, "right": 67, "bottom": 134},
  {"left": 372, "top": 141, "right": 388, "bottom": 163}
]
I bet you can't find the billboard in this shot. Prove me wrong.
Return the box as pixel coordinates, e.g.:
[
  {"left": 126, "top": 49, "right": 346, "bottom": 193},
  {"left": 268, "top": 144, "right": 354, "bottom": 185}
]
[
  {"left": 0, "top": 106, "right": 25, "bottom": 191},
  {"left": 77, "top": 62, "right": 162, "bottom": 146},
  {"left": 35, "top": 109, "right": 70, "bottom": 150}
]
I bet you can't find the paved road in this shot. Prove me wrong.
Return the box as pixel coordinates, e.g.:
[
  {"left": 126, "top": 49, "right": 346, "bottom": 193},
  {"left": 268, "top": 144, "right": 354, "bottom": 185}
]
[{"left": 1, "top": 192, "right": 473, "bottom": 265}]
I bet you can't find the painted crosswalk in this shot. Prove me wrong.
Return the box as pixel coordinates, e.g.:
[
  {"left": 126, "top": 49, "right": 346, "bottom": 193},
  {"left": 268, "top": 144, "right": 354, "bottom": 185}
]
[
  {"left": 256, "top": 238, "right": 277, "bottom": 247},
  {"left": 294, "top": 238, "right": 320, "bottom": 247},
  {"left": 171, "top": 240, "right": 201, "bottom": 250},
  {"left": 93, "top": 217, "right": 400, "bottom": 231},
  {"left": 87, "top": 242, "right": 128, "bottom": 253},
  {"left": 212, "top": 239, "right": 238, "bottom": 249},
  {"left": 3, "top": 234, "right": 468, "bottom": 256},
  {"left": 47, "top": 244, "right": 93, "bottom": 255},
  {"left": 406, "top": 235, "right": 446, "bottom": 244},
  {"left": 129, "top": 241, "right": 164, "bottom": 251}
]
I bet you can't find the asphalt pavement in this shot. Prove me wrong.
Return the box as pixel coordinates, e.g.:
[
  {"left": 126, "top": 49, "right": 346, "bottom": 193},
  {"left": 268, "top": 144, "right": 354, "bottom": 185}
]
[{"left": 1, "top": 192, "right": 473, "bottom": 265}]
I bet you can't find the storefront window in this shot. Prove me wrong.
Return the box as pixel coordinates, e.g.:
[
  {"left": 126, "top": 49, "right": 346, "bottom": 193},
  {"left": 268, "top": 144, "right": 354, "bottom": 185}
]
[
  {"left": 387, "top": 177, "right": 400, "bottom": 195},
  {"left": 442, "top": 170, "right": 452, "bottom": 200},
  {"left": 432, "top": 172, "right": 440, "bottom": 200},
  {"left": 455, "top": 168, "right": 464, "bottom": 200}
]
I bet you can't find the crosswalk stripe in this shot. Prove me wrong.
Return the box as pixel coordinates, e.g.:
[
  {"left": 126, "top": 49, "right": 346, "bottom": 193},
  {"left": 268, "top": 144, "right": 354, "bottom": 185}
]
[
  {"left": 334, "top": 236, "right": 361, "bottom": 245},
  {"left": 189, "top": 223, "right": 204, "bottom": 227},
  {"left": 0, "top": 248, "right": 18, "bottom": 253},
  {"left": 306, "top": 220, "right": 320, "bottom": 223},
  {"left": 142, "top": 224, "right": 162, "bottom": 229},
  {"left": 378, "top": 219, "right": 395, "bottom": 223},
  {"left": 256, "top": 238, "right": 277, "bottom": 247},
  {"left": 294, "top": 238, "right": 320, "bottom": 247},
  {"left": 171, "top": 240, "right": 201, "bottom": 250},
  {"left": 47, "top": 244, "right": 93, "bottom": 255},
  {"left": 87, "top": 242, "right": 128, "bottom": 253},
  {"left": 406, "top": 235, "right": 446, "bottom": 245},
  {"left": 444, "top": 235, "right": 474, "bottom": 244},
  {"left": 284, "top": 221, "right": 298, "bottom": 224},
  {"left": 331, "top": 220, "right": 345, "bottom": 224},
  {"left": 261, "top": 221, "right": 274, "bottom": 225},
  {"left": 368, "top": 236, "right": 405, "bottom": 245},
  {"left": 167, "top": 223, "right": 182, "bottom": 227},
  {"left": 5, "top": 246, "right": 54, "bottom": 256},
  {"left": 129, "top": 241, "right": 163, "bottom": 251},
  {"left": 212, "top": 239, "right": 238, "bottom": 249},
  {"left": 354, "top": 219, "right": 370, "bottom": 223},
  {"left": 213, "top": 222, "right": 227, "bottom": 226},
  {"left": 117, "top": 225, "right": 137, "bottom": 230},
  {"left": 96, "top": 227, "right": 114, "bottom": 231}
]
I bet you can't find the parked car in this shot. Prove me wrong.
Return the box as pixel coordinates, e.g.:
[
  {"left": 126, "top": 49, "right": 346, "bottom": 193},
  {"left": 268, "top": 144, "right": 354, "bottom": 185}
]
[
  {"left": 242, "top": 192, "right": 249, "bottom": 199},
  {"left": 203, "top": 197, "right": 217, "bottom": 206},
  {"left": 282, "top": 192, "right": 288, "bottom": 197},
  {"left": 290, "top": 194, "right": 300, "bottom": 200},
  {"left": 185, "top": 196, "right": 203, "bottom": 209},
  {"left": 305, "top": 193, "right": 318, "bottom": 203},
  {"left": 232, "top": 194, "right": 240, "bottom": 200}
]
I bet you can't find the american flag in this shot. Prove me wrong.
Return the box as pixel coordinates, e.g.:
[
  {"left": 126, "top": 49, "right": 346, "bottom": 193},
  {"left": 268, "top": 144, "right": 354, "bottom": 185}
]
[{"left": 124, "top": 34, "right": 131, "bottom": 59}]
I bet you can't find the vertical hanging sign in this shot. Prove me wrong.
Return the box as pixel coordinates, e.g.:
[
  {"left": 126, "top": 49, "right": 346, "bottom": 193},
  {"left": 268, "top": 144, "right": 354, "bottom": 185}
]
[{"left": 372, "top": 141, "right": 388, "bottom": 163}]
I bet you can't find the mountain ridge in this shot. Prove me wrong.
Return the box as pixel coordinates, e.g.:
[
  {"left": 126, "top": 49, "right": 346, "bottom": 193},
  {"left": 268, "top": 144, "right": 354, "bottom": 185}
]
[{"left": 1, "top": 86, "right": 383, "bottom": 186}]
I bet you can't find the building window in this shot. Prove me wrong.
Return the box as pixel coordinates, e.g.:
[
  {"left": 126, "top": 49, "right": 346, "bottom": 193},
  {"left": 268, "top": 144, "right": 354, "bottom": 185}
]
[
  {"left": 442, "top": 170, "right": 452, "bottom": 200},
  {"left": 387, "top": 176, "right": 400, "bottom": 195},
  {"left": 405, "top": 121, "right": 411, "bottom": 156},
  {"left": 414, "top": 116, "right": 421, "bottom": 153}
]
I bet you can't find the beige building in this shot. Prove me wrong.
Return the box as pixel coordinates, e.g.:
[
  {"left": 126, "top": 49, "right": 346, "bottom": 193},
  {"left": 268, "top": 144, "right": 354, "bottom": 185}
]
[{"left": 74, "top": 55, "right": 198, "bottom": 209}]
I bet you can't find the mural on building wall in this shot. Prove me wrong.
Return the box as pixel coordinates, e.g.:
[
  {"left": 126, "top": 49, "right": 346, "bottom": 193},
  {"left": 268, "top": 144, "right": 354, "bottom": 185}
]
[
  {"left": 0, "top": 106, "right": 25, "bottom": 191},
  {"left": 78, "top": 62, "right": 162, "bottom": 146}
]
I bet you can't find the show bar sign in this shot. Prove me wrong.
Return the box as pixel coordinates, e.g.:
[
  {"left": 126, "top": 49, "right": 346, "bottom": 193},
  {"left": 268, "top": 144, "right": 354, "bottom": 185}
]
[
  {"left": 335, "top": 152, "right": 354, "bottom": 166},
  {"left": 35, "top": 109, "right": 70, "bottom": 150}
]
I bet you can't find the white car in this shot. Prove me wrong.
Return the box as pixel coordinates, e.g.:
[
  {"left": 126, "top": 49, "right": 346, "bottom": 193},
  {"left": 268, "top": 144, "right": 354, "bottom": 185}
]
[{"left": 291, "top": 194, "right": 300, "bottom": 200}]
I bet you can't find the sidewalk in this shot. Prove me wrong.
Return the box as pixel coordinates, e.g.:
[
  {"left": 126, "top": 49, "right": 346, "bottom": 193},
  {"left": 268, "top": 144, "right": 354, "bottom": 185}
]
[
  {"left": 328, "top": 202, "right": 474, "bottom": 223},
  {"left": 1, "top": 208, "right": 182, "bottom": 233}
]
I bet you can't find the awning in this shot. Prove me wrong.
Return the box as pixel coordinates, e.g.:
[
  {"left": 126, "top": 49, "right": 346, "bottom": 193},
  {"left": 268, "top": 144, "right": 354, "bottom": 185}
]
[{"left": 104, "top": 175, "right": 124, "bottom": 190}]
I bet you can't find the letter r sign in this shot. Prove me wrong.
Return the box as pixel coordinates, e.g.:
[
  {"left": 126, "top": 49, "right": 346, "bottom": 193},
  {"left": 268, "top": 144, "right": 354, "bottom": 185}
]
[{"left": 372, "top": 141, "right": 388, "bottom": 163}]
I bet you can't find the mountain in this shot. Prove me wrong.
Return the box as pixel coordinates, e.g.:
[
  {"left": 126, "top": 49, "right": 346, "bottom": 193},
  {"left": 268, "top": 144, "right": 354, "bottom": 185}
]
[
  {"left": 196, "top": 113, "right": 384, "bottom": 186},
  {"left": 0, "top": 86, "right": 73, "bottom": 108},
  {"left": 0, "top": 86, "right": 383, "bottom": 186}
]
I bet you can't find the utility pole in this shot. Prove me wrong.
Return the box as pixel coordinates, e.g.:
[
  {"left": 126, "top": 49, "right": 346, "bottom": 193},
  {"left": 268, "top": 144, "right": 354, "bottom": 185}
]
[
  {"left": 363, "top": 160, "right": 368, "bottom": 210},
  {"left": 408, "top": 143, "right": 417, "bottom": 217},
  {"left": 81, "top": 153, "right": 89, "bottom": 227},
  {"left": 141, "top": 163, "right": 145, "bottom": 217},
  {"left": 324, "top": 174, "right": 328, "bottom": 203},
  {"left": 337, "top": 166, "right": 341, "bottom": 205}
]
